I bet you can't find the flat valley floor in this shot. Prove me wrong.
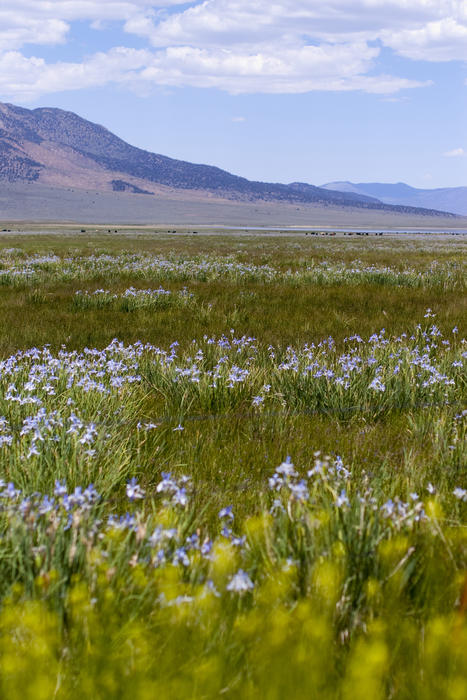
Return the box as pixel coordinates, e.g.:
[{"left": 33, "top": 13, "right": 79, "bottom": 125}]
[{"left": 2, "top": 181, "right": 467, "bottom": 229}]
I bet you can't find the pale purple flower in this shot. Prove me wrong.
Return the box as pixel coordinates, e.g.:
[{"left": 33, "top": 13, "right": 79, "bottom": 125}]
[
  {"left": 276, "top": 456, "right": 297, "bottom": 478},
  {"left": 126, "top": 477, "right": 145, "bottom": 501},
  {"left": 219, "top": 505, "right": 234, "bottom": 521},
  {"left": 227, "top": 569, "right": 254, "bottom": 593}
]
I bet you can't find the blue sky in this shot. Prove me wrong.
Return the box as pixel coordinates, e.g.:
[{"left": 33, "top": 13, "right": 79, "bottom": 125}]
[{"left": 0, "top": 1, "right": 466, "bottom": 188}]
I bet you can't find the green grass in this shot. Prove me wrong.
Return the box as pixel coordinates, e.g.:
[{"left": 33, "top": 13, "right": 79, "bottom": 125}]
[
  {"left": 0, "top": 232, "right": 464, "bottom": 354},
  {"left": 0, "top": 279, "right": 464, "bottom": 353},
  {"left": 0, "top": 231, "right": 465, "bottom": 698}
]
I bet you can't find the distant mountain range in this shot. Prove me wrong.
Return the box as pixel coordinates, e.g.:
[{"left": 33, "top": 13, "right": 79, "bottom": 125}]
[
  {"left": 321, "top": 181, "right": 467, "bottom": 216},
  {"left": 0, "top": 101, "right": 458, "bottom": 219}
]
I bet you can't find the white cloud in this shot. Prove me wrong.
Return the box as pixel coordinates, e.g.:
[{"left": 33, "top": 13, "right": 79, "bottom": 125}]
[
  {"left": 135, "top": 0, "right": 466, "bottom": 51},
  {"left": 0, "top": 1, "right": 464, "bottom": 98},
  {"left": 137, "top": 44, "right": 429, "bottom": 95},
  {"left": 0, "top": 17, "right": 69, "bottom": 50},
  {"left": 443, "top": 147, "right": 465, "bottom": 157},
  {"left": 232, "top": 116, "right": 245, "bottom": 122},
  {"left": 0, "top": 44, "right": 431, "bottom": 101},
  {"left": 0, "top": 48, "right": 152, "bottom": 101},
  {"left": 382, "top": 18, "right": 467, "bottom": 61},
  {"left": 0, "top": 1, "right": 184, "bottom": 47}
]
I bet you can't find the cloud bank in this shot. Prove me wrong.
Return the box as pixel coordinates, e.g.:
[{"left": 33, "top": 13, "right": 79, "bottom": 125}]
[{"left": 0, "top": 1, "right": 465, "bottom": 100}]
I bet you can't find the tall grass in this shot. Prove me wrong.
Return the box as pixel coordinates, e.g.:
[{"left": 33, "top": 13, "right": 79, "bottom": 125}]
[
  {"left": 0, "top": 233, "right": 465, "bottom": 697},
  {"left": 0, "top": 250, "right": 464, "bottom": 290},
  {"left": 73, "top": 286, "right": 195, "bottom": 312}
]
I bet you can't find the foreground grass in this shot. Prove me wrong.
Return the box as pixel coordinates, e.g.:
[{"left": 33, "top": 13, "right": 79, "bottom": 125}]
[{"left": 0, "top": 233, "right": 465, "bottom": 698}]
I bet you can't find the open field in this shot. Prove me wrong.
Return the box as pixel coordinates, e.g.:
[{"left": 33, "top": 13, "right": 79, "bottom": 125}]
[
  {"left": 2, "top": 182, "right": 467, "bottom": 229},
  {"left": 0, "top": 231, "right": 465, "bottom": 698}
]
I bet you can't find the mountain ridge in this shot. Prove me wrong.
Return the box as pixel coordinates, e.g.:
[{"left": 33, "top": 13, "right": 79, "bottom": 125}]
[
  {"left": 321, "top": 181, "right": 467, "bottom": 216},
  {"left": 0, "top": 101, "right": 458, "bottom": 218}
]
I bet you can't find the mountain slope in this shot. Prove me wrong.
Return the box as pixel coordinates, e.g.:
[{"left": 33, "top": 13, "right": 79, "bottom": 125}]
[
  {"left": 288, "top": 181, "right": 381, "bottom": 205},
  {"left": 0, "top": 101, "right": 458, "bottom": 217},
  {"left": 322, "top": 181, "right": 467, "bottom": 216}
]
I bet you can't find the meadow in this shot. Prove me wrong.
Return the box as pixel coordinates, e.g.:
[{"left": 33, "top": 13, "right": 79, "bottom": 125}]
[{"left": 0, "top": 230, "right": 465, "bottom": 698}]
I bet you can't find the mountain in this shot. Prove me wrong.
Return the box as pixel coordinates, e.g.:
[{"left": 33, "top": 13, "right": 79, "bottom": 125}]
[
  {"left": 0, "top": 101, "right": 458, "bottom": 218},
  {"left": 321, "top": 181, "right": 467, "bottom": 216},
  {"left": 287, "top": 182, "right": 381, "bottom": 205}
]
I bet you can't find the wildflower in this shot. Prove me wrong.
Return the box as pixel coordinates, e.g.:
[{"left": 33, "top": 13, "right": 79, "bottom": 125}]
[
  {"left": 149, "top": 527, "right": 177, "bottom": 547},
  {"left": 276, "top": 456, "right": 297, "bottom": 477},
  {"left": 172, "top": 487, "right": 188, "bottom": 507},
  {"left": 289, "top": 479, "right": 309, "bottom": 502},
  {"left": 107, "top": 513, "right": 136, "bottom": 531},
  {"left": 84, "top": 484, "right": 100, "bottom": 503},
  {"left": 336, "top": 489, "right": 349, "bottom": 508},
  {"left": 186, "top": 533, "right": 199, "bottom": 550},
  {"left": 156, "top": 472, "right": 176, "bottom": 493},
  {"left": 369, "top": 377, "right": 385, "bottom": 392},
  {"left": 204, "top": 579, "right": 221, "bottom": 597},
  {"left": 54, "top": 480, "right": 68, "bottom": 497},
  {"left": 1, "top": 482, "right": 20, "bottom": 500},
  {"left": 453, "top": 487, "right": 467, "bottom": 502},
  {"left": 149, "top": 527, "right": 163, "bottom": 547},
  {"left": 201, "top": 539, "right": 213, "bottom": 557},
  {"left": 173, "top": 547, "right": 190, "bottom": 567},
  {"left": 38, "top": 496, "right": 55, "bottom": 515},
  {"left": 381, "top": 499, "right": 395, "bottom": 518},
  {"left": 27, "top": 443, "right": 41, "bottom": 458},
  {"left": 231, "top": 535, "right": 246, "bottom": 547},
  {"left": 270, "top": 498, "right": 285, "bottom": 515},
  {"left": 219, "top": 505, "right": 234, "bottom": 521},
  {"left": 268, "top": 473, "right": 283, "bottom": 491},
  {"left": 167, "top": 595, "right": 194, "bottom": 607},
  {"left": 227, "top": 569, "right": 254, "bottom": 594},
  {"left": 69, "top": 487, "right": 86, "bottom": 507},
  {"left": 78, "top": 422, "right": 97, "bottom": 445},
  {"left": 173, "top": 424, "right": 184, "bottom": 432},
  {"left": 126, "top": 477, "right": 145, "bottom": 501},
  {"left": 19, "top": 497, "right": 33, "bottom": 517}
]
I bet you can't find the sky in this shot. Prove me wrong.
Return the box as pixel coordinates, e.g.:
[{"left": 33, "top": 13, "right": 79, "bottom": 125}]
[{"left": 0, "top": 1, "right": 466, "bottom": 188}]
